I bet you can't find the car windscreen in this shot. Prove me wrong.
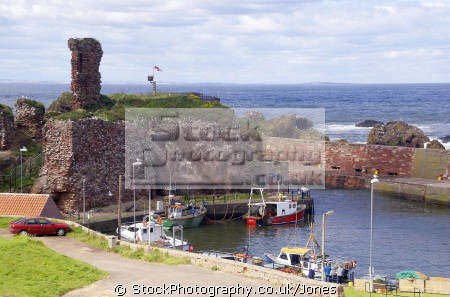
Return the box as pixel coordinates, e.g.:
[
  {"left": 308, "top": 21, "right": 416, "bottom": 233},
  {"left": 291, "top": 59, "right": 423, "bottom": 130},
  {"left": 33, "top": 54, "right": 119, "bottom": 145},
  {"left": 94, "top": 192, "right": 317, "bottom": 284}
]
[{"left": 13, "top": 218, "right": 26, "bottom": 223}]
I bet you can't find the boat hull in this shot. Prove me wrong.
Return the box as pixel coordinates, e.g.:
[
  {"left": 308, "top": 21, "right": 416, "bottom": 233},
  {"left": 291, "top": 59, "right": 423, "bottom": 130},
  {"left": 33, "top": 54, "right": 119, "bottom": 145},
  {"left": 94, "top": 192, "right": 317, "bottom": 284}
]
[
  {"left": 245, "top": 209, "right": 304, "bottom": 226},
  {"left": 151, "top": 210, "right": 206, "bottom": 229}
]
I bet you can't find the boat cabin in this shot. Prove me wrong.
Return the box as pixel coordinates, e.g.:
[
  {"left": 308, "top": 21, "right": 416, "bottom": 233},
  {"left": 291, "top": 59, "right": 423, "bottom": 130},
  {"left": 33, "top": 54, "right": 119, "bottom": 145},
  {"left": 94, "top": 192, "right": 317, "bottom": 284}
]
[
  {"left": 119, "top": 221, "right": 165, "bottom": 243},
  {"left": 272, "top": 247, "right": 324, "bottom": 277}
]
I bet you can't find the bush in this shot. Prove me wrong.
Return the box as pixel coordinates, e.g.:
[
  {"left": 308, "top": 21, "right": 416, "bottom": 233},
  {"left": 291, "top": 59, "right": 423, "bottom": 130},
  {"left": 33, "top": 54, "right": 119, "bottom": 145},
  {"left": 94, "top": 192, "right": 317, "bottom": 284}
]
[{"left": 0, "top": 104, "right": 13, "bottom": 116}]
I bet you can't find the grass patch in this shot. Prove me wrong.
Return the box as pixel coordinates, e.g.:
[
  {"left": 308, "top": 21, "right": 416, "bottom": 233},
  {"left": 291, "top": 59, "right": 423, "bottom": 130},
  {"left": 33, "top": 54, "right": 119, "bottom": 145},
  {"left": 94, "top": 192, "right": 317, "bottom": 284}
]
[
  {"left": 211, "top": 265, "right": 219, "bottom": 271},
  {"left": 45, "top": 92, "right": 226, "bottom": 122},
  {"left": 19, "top": 98, "right": 45, "bottom": 110},
  {"left": 113, "top": 245, "right": 191, "bottom": 265},
  {"left": 67, "top": 226, "right": 190, "bottom": 265},
  {"left": 47, "top": 92, "right": 72, "bottom": 113},
  {"left": 344, "top": 287, "right": 446, "bottom": 297},
  {"left": 0, "top": 217, "right": 21, "bottom": 228},
  {"left": 66, "top": 226, "right": 108, "bottom": 250},
  {"left": 0, "top": 103, "right": 13, "bottom": 116},
  {"left": 0, "top": 236, "right": 108, "bottom": 297}
]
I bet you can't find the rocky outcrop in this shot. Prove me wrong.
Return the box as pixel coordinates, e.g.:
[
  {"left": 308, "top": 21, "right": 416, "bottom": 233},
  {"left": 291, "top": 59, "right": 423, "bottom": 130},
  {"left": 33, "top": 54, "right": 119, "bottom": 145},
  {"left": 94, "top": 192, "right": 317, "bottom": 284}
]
[
  {"left": 244, "top": 111, "right": 265, "bottom": 123},
  {"left": 367, "top": 121, "right": 430, "bottom": 148},
  {"left": 427, "top": 140, "right": 445, "bottom": 150},
  {"left": 356, "top": 120, "right": 384, "bottom": 127},
  {"left": 295, "top": 117, "right": 313, "bottom": 130},
  {"left": 68, "top": 38, "right": 103, "bottom": 111},
  {"left": 0, "top": 105, "right": 14, "bottom": 150},
  {"left": 14, "top": 98, "right": 45, "bottom": 139}
]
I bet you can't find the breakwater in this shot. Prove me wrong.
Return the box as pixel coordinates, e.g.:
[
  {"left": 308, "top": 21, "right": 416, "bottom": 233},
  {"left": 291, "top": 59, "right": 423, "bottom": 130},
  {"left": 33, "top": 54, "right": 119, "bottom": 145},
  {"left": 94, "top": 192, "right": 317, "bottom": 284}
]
[{"left": 39, "top": 119, "right": 449, "bottom": 211}]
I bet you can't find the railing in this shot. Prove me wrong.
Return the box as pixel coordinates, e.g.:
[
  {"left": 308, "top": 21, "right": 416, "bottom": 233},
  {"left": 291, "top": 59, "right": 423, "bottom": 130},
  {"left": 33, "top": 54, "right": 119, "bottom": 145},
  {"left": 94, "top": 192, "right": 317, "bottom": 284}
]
[{"left": 0, "top": 152, "right": 43, "bottom": 192}]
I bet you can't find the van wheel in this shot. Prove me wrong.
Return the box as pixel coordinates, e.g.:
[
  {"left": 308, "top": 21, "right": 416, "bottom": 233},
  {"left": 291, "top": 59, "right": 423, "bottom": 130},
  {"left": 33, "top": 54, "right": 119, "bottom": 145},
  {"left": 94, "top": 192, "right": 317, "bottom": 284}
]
[
  {"left": 18, "top": 230, "right": 28, "bottom": 236},
  {"left": 56, "top": 228, "right": 66, "bottom": 236}
]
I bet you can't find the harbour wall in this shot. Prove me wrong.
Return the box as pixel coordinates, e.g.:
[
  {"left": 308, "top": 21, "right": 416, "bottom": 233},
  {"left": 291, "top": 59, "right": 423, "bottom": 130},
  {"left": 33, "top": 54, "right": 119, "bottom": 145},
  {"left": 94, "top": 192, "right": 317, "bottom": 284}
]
[{"left": 37, "top": 121, "right": 450, "bottom": 211}]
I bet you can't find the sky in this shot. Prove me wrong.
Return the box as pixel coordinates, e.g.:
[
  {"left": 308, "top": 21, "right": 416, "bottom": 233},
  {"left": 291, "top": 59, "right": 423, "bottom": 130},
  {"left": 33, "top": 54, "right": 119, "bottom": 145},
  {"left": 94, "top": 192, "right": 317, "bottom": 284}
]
[{"left": 0, "top": 0, "right": 449, "bottom": 84}]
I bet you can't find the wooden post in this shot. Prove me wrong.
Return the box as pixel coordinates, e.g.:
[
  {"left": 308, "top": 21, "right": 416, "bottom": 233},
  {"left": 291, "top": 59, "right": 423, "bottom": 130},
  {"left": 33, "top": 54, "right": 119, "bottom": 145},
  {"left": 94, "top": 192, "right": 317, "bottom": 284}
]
[{"left": 118, "top": 175, "right": 122, "bottom": 240}]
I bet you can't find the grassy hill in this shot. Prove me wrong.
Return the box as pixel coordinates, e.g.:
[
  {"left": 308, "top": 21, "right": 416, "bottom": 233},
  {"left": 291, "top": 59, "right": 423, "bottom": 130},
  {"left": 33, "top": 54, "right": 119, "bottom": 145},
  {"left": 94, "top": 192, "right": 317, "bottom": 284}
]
[{"left": 46, "top": 92, "right": 226, "bottom": 122}]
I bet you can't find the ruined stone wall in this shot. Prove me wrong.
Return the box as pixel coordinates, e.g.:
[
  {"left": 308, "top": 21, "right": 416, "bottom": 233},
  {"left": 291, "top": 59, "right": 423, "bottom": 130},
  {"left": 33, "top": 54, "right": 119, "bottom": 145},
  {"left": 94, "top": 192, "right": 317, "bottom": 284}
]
[
  {"left": 14, "top": 98, "right": 45, "bottom": 139},
  {"left": 325, "top": 142, "right": 416, "bottom": 177},
  {"left": 41, "top": 119, "right": 126, "bottom": 211},
  {"left": 261, "top": 139, "right": 450, "bottom": 189},
  {"left": 68, "top": 38, "right": 103, "bottom": 111},
  {"left": 0, "top": 108, "right": 14, "bottom": 151}
]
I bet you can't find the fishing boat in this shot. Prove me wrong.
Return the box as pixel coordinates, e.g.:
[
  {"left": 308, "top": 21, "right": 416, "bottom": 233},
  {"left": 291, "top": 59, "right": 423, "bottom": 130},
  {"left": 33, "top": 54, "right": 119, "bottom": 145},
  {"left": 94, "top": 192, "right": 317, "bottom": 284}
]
[
  {"left": 265, "top": 247, "right": 324, "bottom": 277},
  {"left": 243, "top": 188, "right": 307, "bottom": 226},
  {"left": 199, "top": 250, "right": 263, "bottom": 265},
  {"left": 117, "top": 219, "right": 192, "bottom": 251},
  {"left": 265, "top": 247, "right": 356, "bottom": 281},
  {"left": 150, "top": 202, "right": 207, "bottom": 229}
]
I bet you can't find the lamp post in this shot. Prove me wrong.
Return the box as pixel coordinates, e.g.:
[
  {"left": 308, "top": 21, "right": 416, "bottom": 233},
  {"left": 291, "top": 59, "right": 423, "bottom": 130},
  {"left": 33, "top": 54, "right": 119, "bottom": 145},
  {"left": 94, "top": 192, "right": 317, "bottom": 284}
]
[
  {"left": 132, "top": 159, "right": 143, "bottom": 243},
  {"left": 19, "top": 146, "right": 27, "bottom": 192},
  {"left": 82, "top": 179, "right": 86, "bottom": 224},
  {"left": 321, "top": 210, "right": 334, "bottom": 281},
  {"left": 186, "top": 161, "right": 191, "bottom": 198},
  {"left": 148, "top": 186, "right": 151, "bottom": 245},
  {"left": 369, "top": 172, "right": 379, "bottom": 280}
]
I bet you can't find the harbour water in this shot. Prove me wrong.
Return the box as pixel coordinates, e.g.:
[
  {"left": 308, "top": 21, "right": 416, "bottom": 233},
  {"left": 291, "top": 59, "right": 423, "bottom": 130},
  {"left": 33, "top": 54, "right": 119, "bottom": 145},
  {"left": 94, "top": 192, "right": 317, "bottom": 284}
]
[{"left": 183, "top": 190, "right": 450, "bottom": 279}]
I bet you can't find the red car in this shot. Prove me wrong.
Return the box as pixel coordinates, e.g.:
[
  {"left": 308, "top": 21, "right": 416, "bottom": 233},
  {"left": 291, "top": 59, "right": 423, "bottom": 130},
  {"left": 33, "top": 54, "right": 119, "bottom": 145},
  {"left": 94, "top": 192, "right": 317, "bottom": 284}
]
[{"left": 9, "top": 217, "right": 72, "bottom": 236}]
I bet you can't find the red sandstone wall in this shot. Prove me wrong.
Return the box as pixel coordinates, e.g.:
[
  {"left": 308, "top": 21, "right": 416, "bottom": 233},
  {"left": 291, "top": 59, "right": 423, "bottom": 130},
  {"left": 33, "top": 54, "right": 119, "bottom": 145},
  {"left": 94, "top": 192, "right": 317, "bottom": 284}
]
[
  {"left": 41, "top": 118, "right": 144, "bottom": 212},
  {"left": 325, "top": 142, "right": 416, "bottom": 177}
]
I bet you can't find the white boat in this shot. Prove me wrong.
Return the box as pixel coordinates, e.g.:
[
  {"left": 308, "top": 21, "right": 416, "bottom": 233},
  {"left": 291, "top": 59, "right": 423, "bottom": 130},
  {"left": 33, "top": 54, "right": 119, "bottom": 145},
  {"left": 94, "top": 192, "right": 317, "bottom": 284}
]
[
  {"left": 265, "top": 247, "right": 356, "bottom": 281},
  {"left": 117, "top": 221, "right": 192, "bottom": 251},
  {"left": 265, "top": 247, "right": 324, "bottom": 277}
]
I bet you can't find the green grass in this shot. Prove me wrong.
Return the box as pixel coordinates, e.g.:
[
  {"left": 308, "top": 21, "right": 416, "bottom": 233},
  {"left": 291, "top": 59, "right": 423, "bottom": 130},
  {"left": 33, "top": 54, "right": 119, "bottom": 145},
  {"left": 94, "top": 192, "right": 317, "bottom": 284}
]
[
  {"left": 113, "top": 245, "right": 191, "bottom": 265},
  {"left": 67, "top": 226, "right": 190, "bottom": 265},
  {"left": 46, "top": 92, "right": 73, "bottom": 113},
  {"left": 344, "top": 287, "right": 446, "bottom": 297},
  {"left": 45, "top": 92, "right": 226, "bottom": 122},
  {"left": 0, "top": 217, "right": 21, "bottom": 228},
  {"left": 19, "top": 98, "right": 45, "bottom": 110},
  {"left": 0, "top": 103, "right": 13, "bottom": 116},
  {"left": 0, "top": 236, "right": 108, "bottom": 297}
]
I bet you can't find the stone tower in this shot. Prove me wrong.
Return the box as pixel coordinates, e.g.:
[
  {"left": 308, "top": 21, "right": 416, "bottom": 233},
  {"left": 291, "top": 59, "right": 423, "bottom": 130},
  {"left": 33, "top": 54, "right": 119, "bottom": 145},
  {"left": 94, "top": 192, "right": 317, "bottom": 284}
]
[{"left": 68, "top": 38, "right": 103, "bottom": 110}]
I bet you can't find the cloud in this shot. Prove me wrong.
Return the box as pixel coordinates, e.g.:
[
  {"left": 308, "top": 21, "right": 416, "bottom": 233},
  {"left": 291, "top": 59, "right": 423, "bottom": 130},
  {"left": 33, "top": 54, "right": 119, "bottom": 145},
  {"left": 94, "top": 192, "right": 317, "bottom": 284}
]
[{"left": 0, "top": 0, "right": 449, "bottom": 83}]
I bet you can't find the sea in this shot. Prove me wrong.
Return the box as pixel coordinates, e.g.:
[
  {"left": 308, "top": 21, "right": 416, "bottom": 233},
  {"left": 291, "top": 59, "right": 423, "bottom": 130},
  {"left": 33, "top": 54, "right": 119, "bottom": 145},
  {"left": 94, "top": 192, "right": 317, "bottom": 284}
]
[{"left": 0, "top": 82, "right": 449, "bottom": 148}]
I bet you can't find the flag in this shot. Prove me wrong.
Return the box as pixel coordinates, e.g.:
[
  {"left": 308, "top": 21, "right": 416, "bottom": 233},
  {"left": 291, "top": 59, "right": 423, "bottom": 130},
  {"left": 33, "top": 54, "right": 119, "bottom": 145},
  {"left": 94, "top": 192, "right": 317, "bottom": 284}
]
[{"left": 154, "top": 65, "right": 162, "bottom": 72}]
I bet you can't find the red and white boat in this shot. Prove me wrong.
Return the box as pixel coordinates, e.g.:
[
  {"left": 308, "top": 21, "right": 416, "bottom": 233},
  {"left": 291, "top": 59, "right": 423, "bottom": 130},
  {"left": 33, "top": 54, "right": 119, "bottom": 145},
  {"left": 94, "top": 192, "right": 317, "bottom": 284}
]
[{"left": 244, "top": 188, "right": 307, "bottom": 226}]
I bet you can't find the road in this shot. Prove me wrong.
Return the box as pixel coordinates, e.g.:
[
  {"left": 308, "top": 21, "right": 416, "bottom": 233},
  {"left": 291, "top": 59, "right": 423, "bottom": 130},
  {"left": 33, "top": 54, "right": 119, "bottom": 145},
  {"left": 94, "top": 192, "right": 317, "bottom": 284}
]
[{"left": 0, "top": 229, "right": 286, "bottom": 296}]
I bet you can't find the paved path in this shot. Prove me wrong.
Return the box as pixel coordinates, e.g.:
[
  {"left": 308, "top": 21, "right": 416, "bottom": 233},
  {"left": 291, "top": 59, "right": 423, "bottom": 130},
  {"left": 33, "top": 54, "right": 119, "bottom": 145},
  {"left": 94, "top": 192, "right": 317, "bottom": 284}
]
[{"left": 1, "top": 229, "right": 284, "bottom": 296}]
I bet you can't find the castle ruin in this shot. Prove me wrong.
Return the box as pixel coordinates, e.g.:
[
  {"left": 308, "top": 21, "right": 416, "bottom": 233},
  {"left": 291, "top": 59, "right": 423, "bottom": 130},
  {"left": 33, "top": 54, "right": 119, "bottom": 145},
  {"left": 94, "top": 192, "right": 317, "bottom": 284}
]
[{"left": 68, "top": 38, "right": 103, "bottom": 110}]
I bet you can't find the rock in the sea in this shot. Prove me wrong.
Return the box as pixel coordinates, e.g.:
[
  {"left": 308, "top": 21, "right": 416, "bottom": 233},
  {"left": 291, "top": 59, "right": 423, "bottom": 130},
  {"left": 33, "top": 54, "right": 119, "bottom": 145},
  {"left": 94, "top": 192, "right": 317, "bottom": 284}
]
[
  {"left": 356, "top": 120, "right": 384, "bottom": 127},
  {"left": 335, "top": 139, "right": 349, "bottom": 144},
  {"left": 440, "top": 135, "right": 450, "bottom": 143},
  {"left": 296, "top": 117, "right": 313, "bottom": 130},
  {"left": 367, "top": 121, "right": 429, "bottom": 148},
  {"left": 426, "top": 140, "right": 445, "bottom": 150}
]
